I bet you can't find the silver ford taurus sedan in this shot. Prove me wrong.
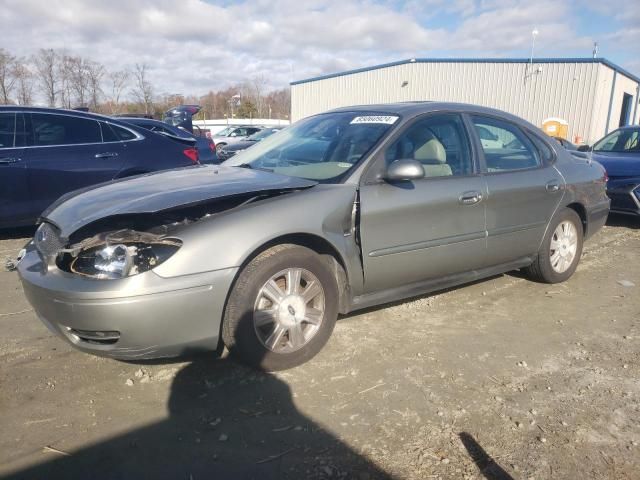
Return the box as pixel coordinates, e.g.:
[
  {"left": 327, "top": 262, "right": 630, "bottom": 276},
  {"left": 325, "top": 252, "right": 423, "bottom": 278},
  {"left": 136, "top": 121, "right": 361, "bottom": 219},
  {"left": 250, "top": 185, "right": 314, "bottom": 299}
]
[{"left": 18, "top": 102, "right": 610, "bottom": 370}]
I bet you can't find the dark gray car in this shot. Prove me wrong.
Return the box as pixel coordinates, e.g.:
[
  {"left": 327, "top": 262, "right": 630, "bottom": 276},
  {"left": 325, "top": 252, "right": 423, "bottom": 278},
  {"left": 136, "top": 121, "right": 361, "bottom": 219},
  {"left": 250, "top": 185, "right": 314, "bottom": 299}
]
[{"left": 17, "top": 102, "right": 610, "bottom": 370}]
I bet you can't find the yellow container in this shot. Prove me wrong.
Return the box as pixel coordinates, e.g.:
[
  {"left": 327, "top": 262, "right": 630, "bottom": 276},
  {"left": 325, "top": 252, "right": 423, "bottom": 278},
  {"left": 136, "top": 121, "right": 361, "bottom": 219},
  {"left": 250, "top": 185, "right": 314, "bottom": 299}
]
[{"left": 541, "top": 117, "right": 569, "bottom": 139}]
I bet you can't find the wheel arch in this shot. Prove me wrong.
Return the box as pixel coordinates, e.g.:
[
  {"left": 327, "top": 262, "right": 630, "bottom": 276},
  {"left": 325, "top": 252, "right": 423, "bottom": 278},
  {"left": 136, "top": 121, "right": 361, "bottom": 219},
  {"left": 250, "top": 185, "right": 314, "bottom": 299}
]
[
  {"left": 565, "top": 202, "right": 588, "bottom": 235},
  {"left": 234, "top": 233, "right": 352, "bottom": 315}
]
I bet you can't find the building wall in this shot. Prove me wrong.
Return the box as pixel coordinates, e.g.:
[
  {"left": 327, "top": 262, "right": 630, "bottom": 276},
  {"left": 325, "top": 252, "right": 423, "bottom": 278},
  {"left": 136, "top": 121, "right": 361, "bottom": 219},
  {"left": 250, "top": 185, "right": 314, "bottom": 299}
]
[
  {"left": 291, "top": 61, "right": 639, "bottom": 144},
  {"left": 608, "top": 69, "right": 640, "bottom": 131}
]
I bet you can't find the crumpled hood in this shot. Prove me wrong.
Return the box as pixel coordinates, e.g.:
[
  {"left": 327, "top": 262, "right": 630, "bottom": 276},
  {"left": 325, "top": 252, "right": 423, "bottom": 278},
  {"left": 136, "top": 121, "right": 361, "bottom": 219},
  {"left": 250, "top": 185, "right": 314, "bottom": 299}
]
[
  {"left": 42, "top": 165, "right": 317, "bottom": 238},
  {"left": 591, "top": 152, "right": 640, "bottom": 178}
]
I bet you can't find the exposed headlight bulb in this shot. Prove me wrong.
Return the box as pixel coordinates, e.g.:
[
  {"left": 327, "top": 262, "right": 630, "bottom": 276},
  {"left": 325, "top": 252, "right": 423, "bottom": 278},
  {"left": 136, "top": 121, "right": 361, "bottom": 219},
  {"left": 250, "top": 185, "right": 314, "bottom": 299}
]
[{"left": 93, "top": 244, "right": 133, "bottom": 278}]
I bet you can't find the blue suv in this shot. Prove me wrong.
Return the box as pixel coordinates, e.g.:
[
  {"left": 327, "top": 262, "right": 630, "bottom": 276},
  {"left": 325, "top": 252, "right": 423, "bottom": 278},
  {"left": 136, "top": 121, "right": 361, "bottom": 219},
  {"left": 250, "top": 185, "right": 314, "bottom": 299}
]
[{"left": 0, "top": 107, "right": 200, "bottom": 228}]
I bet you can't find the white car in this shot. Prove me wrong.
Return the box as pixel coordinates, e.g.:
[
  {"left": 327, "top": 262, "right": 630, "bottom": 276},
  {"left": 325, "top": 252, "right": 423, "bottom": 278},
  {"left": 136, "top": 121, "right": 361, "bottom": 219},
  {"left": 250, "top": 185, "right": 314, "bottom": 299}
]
[{"left": 213, "top": 126, "right": 263, "bottom": 151}]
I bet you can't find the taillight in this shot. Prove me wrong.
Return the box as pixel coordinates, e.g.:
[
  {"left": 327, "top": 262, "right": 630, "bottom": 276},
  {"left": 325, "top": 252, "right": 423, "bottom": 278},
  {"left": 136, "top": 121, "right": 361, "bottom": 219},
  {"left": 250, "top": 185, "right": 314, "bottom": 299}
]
[
  {"left": 183, "top": 147, "right": 199, "bottom": 163},
  {"left": 209, "top": 141, "right": 216, "bottom": 153}
]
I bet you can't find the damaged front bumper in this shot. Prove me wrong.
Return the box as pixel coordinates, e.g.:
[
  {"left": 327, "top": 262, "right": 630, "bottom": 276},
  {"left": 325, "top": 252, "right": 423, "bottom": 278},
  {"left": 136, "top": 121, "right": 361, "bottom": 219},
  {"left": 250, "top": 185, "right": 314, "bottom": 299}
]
[{"left": 17, "top": 245, "right": 238, "bottom": 360}]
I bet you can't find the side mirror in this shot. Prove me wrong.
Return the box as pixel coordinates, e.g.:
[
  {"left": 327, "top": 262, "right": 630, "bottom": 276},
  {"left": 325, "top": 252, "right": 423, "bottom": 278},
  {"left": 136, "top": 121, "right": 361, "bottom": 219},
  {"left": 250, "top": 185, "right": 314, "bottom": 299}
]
[
  {"left": 577, "top": 145, "right": 591, "bottom": 152},
  {"left": 384, "top": 159, "right": 425, "bottom": 181},
  {"left": 229, "top": 132, "right": 238, "bottom": 137}
]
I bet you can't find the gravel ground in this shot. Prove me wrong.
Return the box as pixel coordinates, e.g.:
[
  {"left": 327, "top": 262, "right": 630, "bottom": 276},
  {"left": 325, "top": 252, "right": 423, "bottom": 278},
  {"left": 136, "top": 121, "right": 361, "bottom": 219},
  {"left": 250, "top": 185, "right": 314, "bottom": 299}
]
[{"left": 0, "top": 217, "right": 639, "bottom": 480}]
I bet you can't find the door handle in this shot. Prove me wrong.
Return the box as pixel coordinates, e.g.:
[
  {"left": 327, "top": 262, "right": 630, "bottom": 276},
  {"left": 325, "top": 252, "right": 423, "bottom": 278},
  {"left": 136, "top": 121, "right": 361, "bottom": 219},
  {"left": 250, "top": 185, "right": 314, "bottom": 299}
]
[
  {"left": 459, "top": 191, "right": 483, "bottom": 205},
  {"left": 94, "top": 152, "right": 119, "bottom": 159},
  {"left": 546, "top": 180, "right": 561, "bottom": 192},
  {"left": 0, "top": 157, "right": 21, "bottom": 164}
]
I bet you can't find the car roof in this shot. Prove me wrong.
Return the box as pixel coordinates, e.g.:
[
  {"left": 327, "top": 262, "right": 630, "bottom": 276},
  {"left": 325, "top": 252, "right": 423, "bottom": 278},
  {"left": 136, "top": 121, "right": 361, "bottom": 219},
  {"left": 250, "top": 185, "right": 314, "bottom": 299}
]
[
  {"left": 325, "top": 101, "right": 541, "bottom": 131},
  {"left": 0, "top": 105, "right": 146, "bottom": 130},
  {"left": 121, "top": 117, "right": 163, "bottom": 125}
]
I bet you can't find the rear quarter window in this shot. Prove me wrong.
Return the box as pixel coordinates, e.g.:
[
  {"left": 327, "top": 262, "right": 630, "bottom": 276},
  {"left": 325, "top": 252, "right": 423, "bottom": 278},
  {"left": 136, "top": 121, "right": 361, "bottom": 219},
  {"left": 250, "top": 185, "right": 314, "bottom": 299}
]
[{"left": 111, "top": 124, "right": 138, "bottom": 141}]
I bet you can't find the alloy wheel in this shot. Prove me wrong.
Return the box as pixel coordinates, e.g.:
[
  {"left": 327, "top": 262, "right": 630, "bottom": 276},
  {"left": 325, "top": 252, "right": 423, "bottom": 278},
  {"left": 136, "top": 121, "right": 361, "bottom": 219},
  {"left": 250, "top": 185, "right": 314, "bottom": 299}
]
[
  {"left": 549, "top": 220, "right": 578, "bottom": 273},
  {"left": 253, "top": 268, "right": 325, "bottom": 353}
]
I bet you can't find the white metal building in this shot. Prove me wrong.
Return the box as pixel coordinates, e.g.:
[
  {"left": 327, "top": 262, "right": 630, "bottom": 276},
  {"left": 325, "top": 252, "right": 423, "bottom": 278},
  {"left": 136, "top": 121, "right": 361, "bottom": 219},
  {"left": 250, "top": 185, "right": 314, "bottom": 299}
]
[{"left": 291, "top": 58, "right": 640, "bottom": 144}]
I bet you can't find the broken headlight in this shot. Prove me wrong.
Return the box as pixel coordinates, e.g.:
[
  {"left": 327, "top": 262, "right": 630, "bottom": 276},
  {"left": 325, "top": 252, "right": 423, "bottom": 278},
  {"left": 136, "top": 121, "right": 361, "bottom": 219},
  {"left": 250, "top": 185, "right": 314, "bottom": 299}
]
[{"left": 69, "top": 241, "right": 181, "bottom": 279}]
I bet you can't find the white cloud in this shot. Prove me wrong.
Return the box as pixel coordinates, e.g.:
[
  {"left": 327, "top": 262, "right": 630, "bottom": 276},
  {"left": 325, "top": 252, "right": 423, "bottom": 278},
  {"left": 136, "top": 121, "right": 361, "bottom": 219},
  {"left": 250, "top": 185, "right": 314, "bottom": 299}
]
[{"left": 0, "top": 0, "right": 634, "bottom": 97}]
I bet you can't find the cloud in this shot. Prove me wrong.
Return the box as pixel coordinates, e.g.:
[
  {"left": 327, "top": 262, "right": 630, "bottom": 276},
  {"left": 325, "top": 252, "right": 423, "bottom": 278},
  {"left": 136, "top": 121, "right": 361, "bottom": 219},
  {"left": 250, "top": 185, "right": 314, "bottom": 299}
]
[{"left": 0, "top": 0, "right": 635, "bottom": 98}]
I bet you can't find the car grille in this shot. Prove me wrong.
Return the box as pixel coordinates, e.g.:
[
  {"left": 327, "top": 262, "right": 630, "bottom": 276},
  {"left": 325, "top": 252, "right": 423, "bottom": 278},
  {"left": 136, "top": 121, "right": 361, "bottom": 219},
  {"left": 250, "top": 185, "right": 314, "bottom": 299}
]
[{"left": 34, "top": 222, "right": 65, "bottom": 257}]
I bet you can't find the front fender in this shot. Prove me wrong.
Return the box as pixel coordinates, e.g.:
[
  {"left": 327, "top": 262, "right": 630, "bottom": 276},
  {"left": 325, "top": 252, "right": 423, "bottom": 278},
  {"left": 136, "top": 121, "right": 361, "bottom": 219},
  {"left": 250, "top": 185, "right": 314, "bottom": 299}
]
[{"left": 153, "top": 184, "right": 364, "bottom": 294}]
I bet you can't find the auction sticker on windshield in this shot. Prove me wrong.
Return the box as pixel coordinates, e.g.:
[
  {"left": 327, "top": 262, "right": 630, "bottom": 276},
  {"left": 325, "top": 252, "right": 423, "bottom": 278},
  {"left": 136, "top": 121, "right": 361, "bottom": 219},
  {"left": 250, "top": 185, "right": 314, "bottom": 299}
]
[{"left": 350, "top": 115, "right": 399, "bottom": 125}]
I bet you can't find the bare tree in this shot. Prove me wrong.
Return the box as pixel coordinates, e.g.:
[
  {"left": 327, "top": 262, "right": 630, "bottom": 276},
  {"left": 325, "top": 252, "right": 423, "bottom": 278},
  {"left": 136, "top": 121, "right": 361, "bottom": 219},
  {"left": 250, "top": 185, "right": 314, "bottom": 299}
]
[
  {"left": 108, "top": 69, "right": 129, "bottom": 113},
  {"left": 86, "top": 60, "right": 105, "bottom": 110},
  {"left": 58, "top": 53, "right": 75, "bottom": 108},
  {"left": 132, "top": 63, "right": 154, "bottom": 114},
  {"left": 13, "top": 61, "right": 34, "bottom": 105},
  {"left": 251, "top": 75, "right": 268, "bottom": 117},
  {"left": 67, "top": 55, "right": 91, "bottom": 107},
  {"left": 265, "top": 88, "right": 291, "bottom": 119},
  {"left": 0, "top": 48, "right": 17, "bottom": 104},
  {"left": 33, "top": 48, "right": 58, "bottom": 107}
]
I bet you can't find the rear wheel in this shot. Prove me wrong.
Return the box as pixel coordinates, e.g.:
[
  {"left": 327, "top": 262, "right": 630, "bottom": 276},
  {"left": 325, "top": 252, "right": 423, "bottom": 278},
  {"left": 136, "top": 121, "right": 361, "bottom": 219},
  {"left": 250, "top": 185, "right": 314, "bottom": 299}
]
[
  {"left": 216, "top": 142, "right": 227, "bottom": 152},
  {"left": 222, "top": 245, "right": 338, "bottom": 371},
  {"left": 524, "top": 208, "right": 583, "bottom": 283}
]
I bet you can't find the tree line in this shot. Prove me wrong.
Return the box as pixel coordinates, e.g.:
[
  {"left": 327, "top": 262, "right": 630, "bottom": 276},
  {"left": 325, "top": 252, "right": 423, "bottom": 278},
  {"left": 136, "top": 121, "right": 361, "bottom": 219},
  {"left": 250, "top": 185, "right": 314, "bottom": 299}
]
[{"left": 0, "top": 48, "right": 291, "bottom": 120}]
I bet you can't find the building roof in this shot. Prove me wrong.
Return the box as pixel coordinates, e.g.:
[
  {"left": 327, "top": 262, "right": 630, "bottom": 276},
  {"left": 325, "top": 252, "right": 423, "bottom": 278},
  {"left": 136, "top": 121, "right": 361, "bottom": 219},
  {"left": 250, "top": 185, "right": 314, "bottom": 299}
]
[{"left": 291, "top": 57, "right": 640, "bottom": 86}]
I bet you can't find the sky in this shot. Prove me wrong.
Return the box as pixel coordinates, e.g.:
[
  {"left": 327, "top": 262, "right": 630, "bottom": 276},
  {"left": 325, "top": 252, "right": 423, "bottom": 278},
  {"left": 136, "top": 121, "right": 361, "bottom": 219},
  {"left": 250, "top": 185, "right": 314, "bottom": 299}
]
[{"left": 1, "top": 0, "right": 638, "bottom": 96}]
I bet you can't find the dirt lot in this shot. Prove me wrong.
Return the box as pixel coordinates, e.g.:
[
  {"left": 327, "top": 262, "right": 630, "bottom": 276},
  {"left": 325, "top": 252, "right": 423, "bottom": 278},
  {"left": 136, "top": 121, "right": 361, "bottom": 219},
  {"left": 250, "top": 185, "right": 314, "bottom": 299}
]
[{"left": 1, "top": 217, "right": 639, "bottom": 480}]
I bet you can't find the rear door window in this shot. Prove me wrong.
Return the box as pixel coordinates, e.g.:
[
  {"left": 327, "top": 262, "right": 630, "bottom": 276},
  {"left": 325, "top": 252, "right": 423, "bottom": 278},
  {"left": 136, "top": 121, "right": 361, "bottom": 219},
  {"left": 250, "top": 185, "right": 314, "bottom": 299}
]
[
  {"left": 0, "top": 113, "right": 16, "bottom": 148},
  {"left": 471, "top": 116, "right": 540, "bottom": 172},
  {"left": 31, "top": 113, "right": 102, "bottom": 146}
]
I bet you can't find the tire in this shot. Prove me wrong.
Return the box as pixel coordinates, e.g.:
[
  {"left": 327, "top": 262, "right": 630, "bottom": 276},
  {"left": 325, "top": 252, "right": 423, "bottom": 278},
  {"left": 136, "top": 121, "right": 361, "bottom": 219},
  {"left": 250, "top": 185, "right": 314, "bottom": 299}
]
[
  {"left": 524, "top": 208, "right": 584, "bottom": 283},
  {"left": 216, "top": 142, "right": 226, "bottom": 152},
  {"left": 222, "top": 244, "right": 338, "bottom": 371}
]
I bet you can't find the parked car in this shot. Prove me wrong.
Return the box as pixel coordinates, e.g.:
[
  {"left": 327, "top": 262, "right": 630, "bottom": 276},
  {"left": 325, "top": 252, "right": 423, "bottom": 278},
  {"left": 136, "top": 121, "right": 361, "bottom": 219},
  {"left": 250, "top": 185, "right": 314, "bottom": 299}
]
[
  {"left": 217, "top": 127, "right": 283, "bottom": 161},
  {"left": 577, "top": 126, "right": 640, "bottom": 217},
  {"left": 121, "top": 117, "right": 218, "bottom": 164},
  {"left": 213, "top": 125, "right": 263, "bottom": 151},
  {"left": 17, "top": 102, "right": 609, "bottom": 371},
  {"left": 0, "top": 106, "right": 199, "bottom": 228}
]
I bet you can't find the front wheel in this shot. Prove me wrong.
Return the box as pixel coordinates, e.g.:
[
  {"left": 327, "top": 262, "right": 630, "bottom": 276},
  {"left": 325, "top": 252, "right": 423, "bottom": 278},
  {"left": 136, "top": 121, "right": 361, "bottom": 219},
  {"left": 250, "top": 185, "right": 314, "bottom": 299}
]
[
  {"left": 524, "top": 208, "right": 584, "bottom": 283},
  {"left": 222, "top": 245, "right": 338, "bottom": 371}
]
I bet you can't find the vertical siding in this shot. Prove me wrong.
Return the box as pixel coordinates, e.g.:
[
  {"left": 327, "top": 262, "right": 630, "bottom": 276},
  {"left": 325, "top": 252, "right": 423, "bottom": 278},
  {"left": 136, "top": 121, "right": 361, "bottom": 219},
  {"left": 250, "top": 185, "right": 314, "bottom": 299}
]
[{"left": 291, "top": 61, "right": 638, "bottom": 143}]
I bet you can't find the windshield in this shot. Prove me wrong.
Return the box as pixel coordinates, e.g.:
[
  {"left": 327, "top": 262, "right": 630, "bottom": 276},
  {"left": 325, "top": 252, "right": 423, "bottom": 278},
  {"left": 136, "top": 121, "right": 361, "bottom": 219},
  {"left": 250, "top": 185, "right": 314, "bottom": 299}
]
[
  {"left": 224, "top": 112, "right": 398, "bottom": 181},
  {"left": 247, "top": 128, "right": 281, "bottom": 141},
  {"left": 215, "top": 127, "right": 234, "bottom": 137},
  {"left": 594, "top": 128, "right": 640, "bottom": 153}
]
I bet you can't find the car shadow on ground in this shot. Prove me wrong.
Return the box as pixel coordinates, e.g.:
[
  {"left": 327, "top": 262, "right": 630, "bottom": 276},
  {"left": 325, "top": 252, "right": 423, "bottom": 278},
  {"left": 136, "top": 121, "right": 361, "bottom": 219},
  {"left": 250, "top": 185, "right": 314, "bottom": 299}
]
[
  {"left": 339, "top": 274, "right": 506, "bottom": 320},
  {"left": 0, "top": 226, "right": 36, "bottom": 241},
  {"left": 5, "top": 355, "right": 395, "bottom": 480},
  {"left": 606, "top": 213, "right": 639, "bottom": 230}
]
